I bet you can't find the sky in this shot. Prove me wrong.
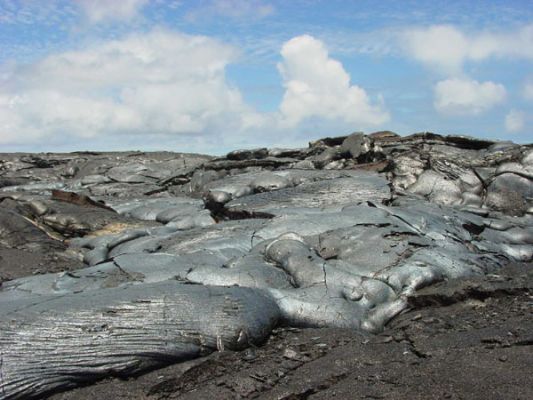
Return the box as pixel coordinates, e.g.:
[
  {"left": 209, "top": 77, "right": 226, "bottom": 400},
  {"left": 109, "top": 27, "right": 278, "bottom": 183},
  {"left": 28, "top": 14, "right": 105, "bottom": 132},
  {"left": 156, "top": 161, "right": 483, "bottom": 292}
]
[{"left": 0, "top": 0, "right": 532, "bottom": 154}]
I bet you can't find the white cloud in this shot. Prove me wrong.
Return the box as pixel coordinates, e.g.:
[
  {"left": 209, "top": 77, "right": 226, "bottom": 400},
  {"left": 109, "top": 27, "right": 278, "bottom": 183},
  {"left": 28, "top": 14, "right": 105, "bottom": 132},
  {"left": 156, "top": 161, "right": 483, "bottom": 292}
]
[
  {"left": 0, "top": 29, "right": 262, "bottom": 146},
  {"left": 434, "top": 78, "right": 506, "bottom": 115},
  {"left": 403, "top": 24, "right": 533, "bottom": 74},
  {"left": 277, "top": 35, "right": 389, "bottom": 127},
  {"left": 505, "top": 110, "right": 526, "bottom": 132},
  {"left": 403, "top": 25, "right": 469, "bottom": 74},
  {"left": 76, "top": 0, "right": 149, "bottom": 23},
  {"left": 0, "top": 31, "right": 391, "bottom": 150}
]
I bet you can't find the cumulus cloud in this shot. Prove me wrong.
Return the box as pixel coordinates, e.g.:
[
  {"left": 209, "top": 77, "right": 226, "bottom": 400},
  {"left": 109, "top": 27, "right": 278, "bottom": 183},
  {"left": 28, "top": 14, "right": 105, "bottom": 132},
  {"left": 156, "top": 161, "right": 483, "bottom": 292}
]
[
  {"left": 76, "top": 0, "right": 149, "bottom": 23},
  {"left": 0, "top": 30, "right": 390, "bottom": 150},
  {"left": 403, "top": 24, "right": 533, "bottom": 74},
  {"left": 433, "top": 78, "right": 506, "bottom": 115},
  {"left": 277, "top": 35, "right": 389, "bottom": 127},
  {"left": 505, "top": 110, "right": 526, "bottom": 132},
  {"left": 0, "top": 29, "right": 262, "bottom": 146}
]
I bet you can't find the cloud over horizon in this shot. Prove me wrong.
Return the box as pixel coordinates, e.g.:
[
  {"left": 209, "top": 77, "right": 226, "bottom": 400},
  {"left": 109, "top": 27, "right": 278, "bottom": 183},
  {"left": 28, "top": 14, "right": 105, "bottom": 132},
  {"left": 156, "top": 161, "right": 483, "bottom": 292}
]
[
  {"left": 434, "top": 78, "right": 507, "bottom": 115},
  {"left": 0, "top": 29, "right": 262, "bottom": 147},
  {"left": 277, "top": 35, "right": 389, "bottom": 127},
  {"left": 0, "top": 29, "right": 389, "bottom": 150},
  {"left": 403, "top": 24, "right": 533, "bottom": 75},
  {"left": 0, "top": 2, "right": 531, "bottom": 151},
  {"left": 402, "top": 24, "right": 531, "bottom": 129}
]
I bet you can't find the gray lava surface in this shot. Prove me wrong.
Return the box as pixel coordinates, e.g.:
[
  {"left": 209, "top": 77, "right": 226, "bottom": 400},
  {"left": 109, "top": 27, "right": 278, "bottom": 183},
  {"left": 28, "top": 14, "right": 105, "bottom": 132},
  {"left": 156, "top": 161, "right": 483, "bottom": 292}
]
[{"left": 0, "top": 131, "right": 532, "bottom": 399}]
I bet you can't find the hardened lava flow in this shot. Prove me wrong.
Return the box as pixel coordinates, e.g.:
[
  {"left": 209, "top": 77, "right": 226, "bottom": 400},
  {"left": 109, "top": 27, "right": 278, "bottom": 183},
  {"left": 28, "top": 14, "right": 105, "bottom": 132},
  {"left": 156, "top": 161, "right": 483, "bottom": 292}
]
[{"left": 0, "top": 131, "right": 531, "bottom": 399}]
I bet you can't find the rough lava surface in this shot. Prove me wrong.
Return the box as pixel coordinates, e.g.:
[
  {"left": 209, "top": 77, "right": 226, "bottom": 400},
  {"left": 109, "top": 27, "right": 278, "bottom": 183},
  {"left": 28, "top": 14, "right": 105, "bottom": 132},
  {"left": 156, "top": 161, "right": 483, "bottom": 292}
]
[{"left": 0, "top": 131, "right": 531, "bottom": 399}]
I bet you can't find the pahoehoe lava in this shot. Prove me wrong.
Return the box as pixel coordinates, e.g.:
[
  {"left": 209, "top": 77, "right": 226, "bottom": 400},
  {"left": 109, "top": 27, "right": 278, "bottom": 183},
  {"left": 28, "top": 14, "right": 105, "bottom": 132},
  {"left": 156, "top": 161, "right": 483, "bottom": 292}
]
[{"left": 0, "top": 131, "right": 531, "bottom": 399}]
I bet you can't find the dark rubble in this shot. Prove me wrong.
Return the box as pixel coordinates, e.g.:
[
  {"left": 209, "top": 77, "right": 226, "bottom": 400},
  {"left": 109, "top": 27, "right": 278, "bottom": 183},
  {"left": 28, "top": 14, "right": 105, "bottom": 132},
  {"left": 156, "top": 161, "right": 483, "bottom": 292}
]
[{"left": 0, "top": 131, "right": 532, "bottom": 399}]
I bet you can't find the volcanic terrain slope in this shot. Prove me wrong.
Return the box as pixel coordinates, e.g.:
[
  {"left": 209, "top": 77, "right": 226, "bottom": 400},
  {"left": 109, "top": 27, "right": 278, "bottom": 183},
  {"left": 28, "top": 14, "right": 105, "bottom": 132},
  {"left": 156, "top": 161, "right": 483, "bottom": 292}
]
[{"left": 0, "top": 131, "right": 531, "bottom": 399}]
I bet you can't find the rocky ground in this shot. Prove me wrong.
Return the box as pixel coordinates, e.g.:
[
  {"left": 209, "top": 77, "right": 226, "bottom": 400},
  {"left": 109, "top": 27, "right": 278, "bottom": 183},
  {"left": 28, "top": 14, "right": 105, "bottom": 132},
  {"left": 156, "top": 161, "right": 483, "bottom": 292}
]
[
  {"left": 47, "top": 262, "right": 533, "bottom": 400},
  {"left": 1, "top": 131, "right": 532, "bottom": 399}
]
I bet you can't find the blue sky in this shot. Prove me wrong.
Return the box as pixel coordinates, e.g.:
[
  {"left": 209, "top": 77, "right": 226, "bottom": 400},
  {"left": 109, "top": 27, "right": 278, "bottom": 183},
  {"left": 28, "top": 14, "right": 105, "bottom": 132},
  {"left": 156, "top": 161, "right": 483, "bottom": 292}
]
[{"left": 0, "top": 0, "right": 532, "bottom": 154}]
